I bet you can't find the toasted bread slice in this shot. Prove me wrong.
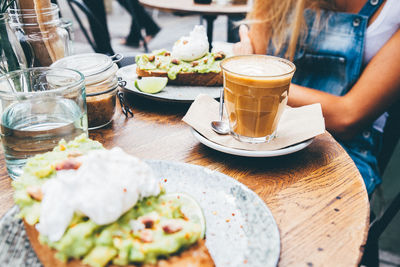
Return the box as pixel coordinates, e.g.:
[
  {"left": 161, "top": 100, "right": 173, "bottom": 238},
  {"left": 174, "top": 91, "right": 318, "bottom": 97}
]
[
  {"left": 24, "top": 221, "right": 215, "bottom": 267},
  {"left": 136, "top": 68, "right": 223, "bottom": 87}
]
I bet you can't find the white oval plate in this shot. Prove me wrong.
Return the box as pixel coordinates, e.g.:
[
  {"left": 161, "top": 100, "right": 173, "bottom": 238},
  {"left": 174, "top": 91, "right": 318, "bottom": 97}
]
[
  {"left": 191, "top": 128, "right": 314, "bottom": 157},
  {"left": 117, "top": 64, "right": 220, "bottom": 103}
]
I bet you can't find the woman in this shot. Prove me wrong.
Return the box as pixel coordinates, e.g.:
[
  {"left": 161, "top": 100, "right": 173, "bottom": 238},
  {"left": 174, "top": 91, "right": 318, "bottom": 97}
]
[{"left": 234, "top": 0, "right": 400, "bottom": 195}]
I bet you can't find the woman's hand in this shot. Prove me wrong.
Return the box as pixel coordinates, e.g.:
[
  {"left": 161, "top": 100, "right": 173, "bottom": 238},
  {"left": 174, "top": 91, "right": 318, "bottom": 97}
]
[{"left": 233, "top": 25, "right": 254, "bottom": 55}]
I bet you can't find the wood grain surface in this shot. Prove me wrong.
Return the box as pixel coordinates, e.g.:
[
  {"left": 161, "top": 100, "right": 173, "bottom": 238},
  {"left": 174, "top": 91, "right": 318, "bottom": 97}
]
[
  {"left": 0, "top": 93, "right": 370, "bottom": 266},
  {"left": 139, "top": 0, "right": 250, "bottom": 16}
]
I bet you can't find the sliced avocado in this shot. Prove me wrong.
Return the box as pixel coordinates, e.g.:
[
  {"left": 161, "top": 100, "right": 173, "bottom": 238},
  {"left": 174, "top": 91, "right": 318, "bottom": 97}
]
[
  {"left": 83, "top": 246, "right": 117, "bottom": 267},
  {"left": 53, "top": 220, "right": 98, "bottom": 260},
  {"left": 112, "top": 239, "right": 132, "bottom": 266},
  {"left": 129, "top": 244, "right": 145, "bottom": 262},
  {"left": 136, "top": 51, "right": 222, "bottom": 78},
  {"left": 22, "top": 202, "right": 41, "bottom": 225},
  {"left": 95, "top": 227, "right": 114, "bottom": 246}
]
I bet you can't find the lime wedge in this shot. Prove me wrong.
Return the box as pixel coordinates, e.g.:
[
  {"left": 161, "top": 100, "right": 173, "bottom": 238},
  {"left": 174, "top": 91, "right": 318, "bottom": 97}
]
[
  {"left": 135, "top": 77, "right": 168, "bottom": 94},
  {"left": 160, "top": 193, "right": 206, "bottom": 239}
]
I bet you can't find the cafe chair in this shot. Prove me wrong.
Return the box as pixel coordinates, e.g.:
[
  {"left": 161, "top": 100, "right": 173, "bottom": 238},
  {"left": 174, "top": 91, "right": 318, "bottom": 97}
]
[{"left": 360, "top": 101, "right": 400, "bottom": 267}]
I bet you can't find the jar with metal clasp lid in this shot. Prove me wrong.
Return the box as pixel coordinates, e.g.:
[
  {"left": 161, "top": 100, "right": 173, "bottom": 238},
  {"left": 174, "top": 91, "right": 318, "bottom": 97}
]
[
  {"left": 8, "top": 3, "right": 72, "bottom": 67},
  {"left": 51, "top": 53, "right": 131, "bottom": 129}
]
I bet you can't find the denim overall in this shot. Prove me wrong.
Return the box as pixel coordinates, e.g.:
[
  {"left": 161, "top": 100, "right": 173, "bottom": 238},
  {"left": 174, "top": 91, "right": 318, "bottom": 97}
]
[{"left": 270, "top": 0, "right": 385, "bottom": 194}]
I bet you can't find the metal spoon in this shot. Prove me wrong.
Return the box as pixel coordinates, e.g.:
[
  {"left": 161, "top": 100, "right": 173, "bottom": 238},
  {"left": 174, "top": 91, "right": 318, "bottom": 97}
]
[{"left": 211, "top": 89, "right": 230, "bottom": 135}]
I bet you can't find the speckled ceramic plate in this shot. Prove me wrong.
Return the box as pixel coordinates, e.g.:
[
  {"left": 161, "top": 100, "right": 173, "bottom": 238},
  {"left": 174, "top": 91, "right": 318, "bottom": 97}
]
[
  {"left": 117, "top": 64, "right": 221, "bottom": 103},
  {"left": 0, "top": 161, "right": 280, "bottom": 267}
]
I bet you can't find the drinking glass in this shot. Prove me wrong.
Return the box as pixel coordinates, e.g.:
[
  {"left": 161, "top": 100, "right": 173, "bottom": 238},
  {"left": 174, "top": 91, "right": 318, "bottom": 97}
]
[
  {"left": 221, "top": 55, "right": 295, "bottom": 143},
  {"left": 0, "top": 67, "right": 88, "bottom": 179}
]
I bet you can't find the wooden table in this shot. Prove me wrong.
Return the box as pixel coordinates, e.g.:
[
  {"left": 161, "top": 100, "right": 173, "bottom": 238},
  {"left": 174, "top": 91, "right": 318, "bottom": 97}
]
[
  {"left": 0, "top": 94, "right": 370, "bottom": 266},
  {"left": 139, "top": 0, "right": 250, "bottom": 49}
]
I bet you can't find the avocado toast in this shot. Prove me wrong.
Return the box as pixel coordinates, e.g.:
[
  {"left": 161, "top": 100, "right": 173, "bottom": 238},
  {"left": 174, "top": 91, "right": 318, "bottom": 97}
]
[
  {"left": 135, "top": 25, "right": 225, "bottom": 87},
  {"left": 13, "top": 135, "right": 214, "bottom": 267},
  {"left": 135, "top": 49, "right": 224, "bottom": 87}
]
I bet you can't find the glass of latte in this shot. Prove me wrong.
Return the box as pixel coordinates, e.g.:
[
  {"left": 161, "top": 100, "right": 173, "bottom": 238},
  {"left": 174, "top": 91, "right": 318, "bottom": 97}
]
[{"left": 220, "top": 55, "right": 296, "bottom": 143}]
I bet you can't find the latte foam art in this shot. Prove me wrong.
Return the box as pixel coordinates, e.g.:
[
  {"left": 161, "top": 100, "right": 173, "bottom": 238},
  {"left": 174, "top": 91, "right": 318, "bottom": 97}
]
[{"left": 223, "top": 57, "right": 293, "bottom": 77}]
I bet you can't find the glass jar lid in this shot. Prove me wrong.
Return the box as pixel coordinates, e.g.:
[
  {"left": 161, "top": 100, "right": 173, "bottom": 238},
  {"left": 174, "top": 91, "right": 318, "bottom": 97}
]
[{"left": 51, "top": 53, "right": 122, "bottom": 85}]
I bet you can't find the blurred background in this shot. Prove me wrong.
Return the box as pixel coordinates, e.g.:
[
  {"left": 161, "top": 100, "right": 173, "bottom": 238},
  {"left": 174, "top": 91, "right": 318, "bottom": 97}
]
[{"left": 59, "top": 0, "right": 233, "bottom": 58}]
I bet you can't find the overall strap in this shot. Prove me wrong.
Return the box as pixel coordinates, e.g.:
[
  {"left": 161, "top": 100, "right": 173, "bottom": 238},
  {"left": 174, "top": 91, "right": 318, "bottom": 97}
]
[{"left": 358, "top": 0, "right": 385, "bottom": 19}]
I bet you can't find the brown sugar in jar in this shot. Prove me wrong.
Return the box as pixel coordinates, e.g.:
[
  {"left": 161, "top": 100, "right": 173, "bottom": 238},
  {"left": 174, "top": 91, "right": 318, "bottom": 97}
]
[
  {"left": 51, "top": 53, "right": 123, "bottom": 129},
  {"left": 86, "top": 76, "right": 118, "bottom": 129}
]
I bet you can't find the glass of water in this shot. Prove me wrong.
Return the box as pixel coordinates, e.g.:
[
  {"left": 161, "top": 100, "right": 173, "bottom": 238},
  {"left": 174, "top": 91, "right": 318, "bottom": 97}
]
[{"left": 0, "top": 67, "right": 88, "bottom": 179}]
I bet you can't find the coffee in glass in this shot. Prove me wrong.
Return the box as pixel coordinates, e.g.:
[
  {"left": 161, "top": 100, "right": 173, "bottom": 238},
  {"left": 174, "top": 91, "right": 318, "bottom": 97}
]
[{"left": 220, "top": 55, "right": 295, "bottom": 143}]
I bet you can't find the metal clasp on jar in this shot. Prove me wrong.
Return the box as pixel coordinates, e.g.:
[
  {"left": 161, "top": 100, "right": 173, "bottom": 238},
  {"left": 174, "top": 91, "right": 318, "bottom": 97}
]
[
  {"left": 117, "top": 77, "right": 133, "bottom": 118},
  {"left": 111, "top": 54, "right": 124, "bottom": 63}
]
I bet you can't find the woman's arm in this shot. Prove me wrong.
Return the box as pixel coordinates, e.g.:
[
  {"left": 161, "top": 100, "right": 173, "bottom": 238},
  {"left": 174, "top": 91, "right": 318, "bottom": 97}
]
[
  {"left": 288, "top": 29, "right": 400, "bottom": 140},
  {"left": 234, "top": 26, "right": 400, "bottom": 141}
]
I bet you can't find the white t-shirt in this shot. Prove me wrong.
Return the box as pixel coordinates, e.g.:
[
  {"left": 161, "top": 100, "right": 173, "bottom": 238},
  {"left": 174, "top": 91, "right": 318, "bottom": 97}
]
[
  {"left": 363, "top": 0, "right": 400, "bottom": 65},
  {"left": 364, "top": 0, "right": 400, "bottom": 132}
]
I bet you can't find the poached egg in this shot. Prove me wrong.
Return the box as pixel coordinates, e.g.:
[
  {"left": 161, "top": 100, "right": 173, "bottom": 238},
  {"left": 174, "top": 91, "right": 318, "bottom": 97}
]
[
  {"left": 172, "top": 25, "right": 209, "bottom": 62},
  {"left": 36, "top": 148, "right": 160, "bottom": 242}
]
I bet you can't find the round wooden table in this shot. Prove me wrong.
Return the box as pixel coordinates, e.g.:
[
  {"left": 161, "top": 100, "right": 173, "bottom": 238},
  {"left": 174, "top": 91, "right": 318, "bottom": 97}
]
[
  {"left": 0, "top": 94, "right": 370, "bottom": 266},
  {"left": 139, "top": 0, "right": 250, "bottom": 49}
]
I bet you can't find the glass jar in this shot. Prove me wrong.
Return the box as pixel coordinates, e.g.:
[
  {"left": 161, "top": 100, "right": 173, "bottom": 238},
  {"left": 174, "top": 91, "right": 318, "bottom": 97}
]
[
  {"left": 60, "top": 18, "right": 74, "bottom": 53},
  {"left": 86, "top": 75, "right": 119, "bottom": 129},
  {"left": 0, "top": 13, "right": 27, "bottom": 73},
  {"left": 51, "top": 53, "right": 123, "bottom": 129},
  {"left": 8, "top": 3, "right": 72, "bottom": 67},
  {"left": 0, "top": 67, "right": 88, "bottom": 179}
]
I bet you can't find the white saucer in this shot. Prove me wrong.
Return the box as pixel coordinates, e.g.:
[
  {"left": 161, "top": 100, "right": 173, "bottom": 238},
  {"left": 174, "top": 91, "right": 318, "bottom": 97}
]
[{"left": 191, "top": 128, "right": 314, "bottom": 157}]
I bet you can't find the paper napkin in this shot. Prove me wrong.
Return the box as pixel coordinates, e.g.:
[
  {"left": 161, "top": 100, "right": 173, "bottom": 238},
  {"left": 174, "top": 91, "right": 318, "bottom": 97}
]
[{"left": 182, "top": 94, "right": 326, "bottom": 151}]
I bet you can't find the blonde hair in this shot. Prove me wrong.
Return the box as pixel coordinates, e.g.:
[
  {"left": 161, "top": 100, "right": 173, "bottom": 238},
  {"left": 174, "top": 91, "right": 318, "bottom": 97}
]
[{"left": 247, "top": 0, "right": 335, "bottom": 60}]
